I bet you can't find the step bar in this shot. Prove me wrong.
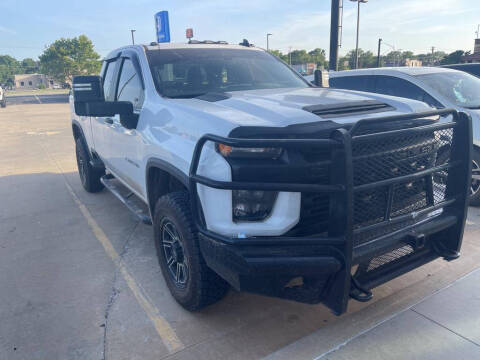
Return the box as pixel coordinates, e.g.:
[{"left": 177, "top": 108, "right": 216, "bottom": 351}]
[{"left": 100, "top": 175, "right": 152, "bottom": 225}]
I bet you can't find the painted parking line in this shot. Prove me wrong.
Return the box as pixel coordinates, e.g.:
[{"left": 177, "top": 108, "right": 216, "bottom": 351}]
[
  {"left": 65, "top": 180, "right": 184, "bottom": 352},
  {"left": 39, "top": 141, "right": 184, "bottom": 353}
]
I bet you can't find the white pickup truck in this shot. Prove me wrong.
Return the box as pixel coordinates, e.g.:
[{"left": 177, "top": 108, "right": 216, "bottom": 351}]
[{"left": 71, "top": 41, "right": 472, "bottom": 315}]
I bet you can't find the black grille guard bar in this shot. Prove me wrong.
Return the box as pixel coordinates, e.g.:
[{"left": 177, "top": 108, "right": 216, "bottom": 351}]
[{"left": 188, "top": 108, "right": 472, "bottom": 314}]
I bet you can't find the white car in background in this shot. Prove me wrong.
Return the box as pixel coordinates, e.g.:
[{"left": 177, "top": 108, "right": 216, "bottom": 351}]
[
  {"left": 0, "top": 85, "right": 6, "bottom": 108},
  {"left": 318, "top": 67, "right": 480, "bottom": 204}
]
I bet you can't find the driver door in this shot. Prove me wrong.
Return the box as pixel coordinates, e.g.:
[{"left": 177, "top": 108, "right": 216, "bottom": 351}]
[{"left": 105, "top": 55, "right": 146, "bottom": 199}]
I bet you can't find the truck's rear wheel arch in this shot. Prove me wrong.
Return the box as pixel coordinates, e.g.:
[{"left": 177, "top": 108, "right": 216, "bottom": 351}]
[{"left": 146, "top": 159, "right": 189, "bottom": 216}]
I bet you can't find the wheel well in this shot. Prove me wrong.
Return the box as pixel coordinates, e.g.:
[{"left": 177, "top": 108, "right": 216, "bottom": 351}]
[{"left": 147, "top": 167, "right": 187, "bottom": 215}]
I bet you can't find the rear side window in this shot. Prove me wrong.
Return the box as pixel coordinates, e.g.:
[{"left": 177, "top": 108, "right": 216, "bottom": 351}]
[
  {"left": 116, "top": 58, "right": 144, "bottom": 110},
  {"left": 374, "top": 75, "right": 442, "bottom": 108},
  {"left": 102, "top": 60, "right": 118, "bottom": 101},
  {"left": 330, "top": 76, "right": 375, "bottom": 92}
]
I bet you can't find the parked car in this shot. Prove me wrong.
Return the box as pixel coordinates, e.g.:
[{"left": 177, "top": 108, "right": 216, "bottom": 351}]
[
  {"left": 441, "top": 63, "right": 480, "bottom": 78},
  {"left": 0, "top": 85, "right": 6, "bottom": 108},
  {"left": 70, "top": 43, "right": 471, "bottom": 315},
  {"left": 320, "top": 67, "right": 480, "bottom": 204}
]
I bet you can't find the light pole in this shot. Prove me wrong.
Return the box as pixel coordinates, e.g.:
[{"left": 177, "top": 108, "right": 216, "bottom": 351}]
[
  {"left": 130, "top": 29, "right": 136, "bottom": 45},
  {"left": 289, "top": 46, "right": 293, "bottom": 65},
  {"left": 350, "top": 0, "right": 367, "bottom": 69},
  {"left": 266, "top": 33, "right": 272, "bottom": 52}
]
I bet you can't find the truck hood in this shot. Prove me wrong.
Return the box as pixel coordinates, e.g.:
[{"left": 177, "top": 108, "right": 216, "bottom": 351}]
[{"left": 171, "top": 87, "right": 433, "bottom": 130}]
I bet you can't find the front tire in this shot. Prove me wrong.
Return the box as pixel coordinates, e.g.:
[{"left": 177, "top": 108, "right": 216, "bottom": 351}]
[
  {"left": 154, "top": 192, "right": 229, "bottom": 311},
  {"left": 75, "top": 138, "right": 104, "bottom": 193}
]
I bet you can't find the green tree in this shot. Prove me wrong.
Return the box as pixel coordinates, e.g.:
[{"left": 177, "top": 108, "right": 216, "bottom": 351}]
[
  {"left": 270, "top": 50, "right": 288, "bottom": 63},
  {"left": 21, "top": 58, "right": 38, "bottom": 74},
  {"left": 289, "top": 50, "right": 310, "bottom": 65},
  {"left": 0, "top": 55, "right": 23, "bottom": 86},
  {"left": 345, "top": 49, "right": 377, "bottom": 69},
  {"left": 440, "top": 50, "right": 469, "bottom": 65},
  {"left": 39, "top": 35, "right": 101, "bottom": 85},
  {"left": 308, "top": 48, "right": 327, "bottom": 67}
]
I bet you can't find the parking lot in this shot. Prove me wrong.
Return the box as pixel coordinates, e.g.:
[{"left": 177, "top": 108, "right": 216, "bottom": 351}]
[{"left": 1, "top": 103, "right": 480, "bottom": 360}]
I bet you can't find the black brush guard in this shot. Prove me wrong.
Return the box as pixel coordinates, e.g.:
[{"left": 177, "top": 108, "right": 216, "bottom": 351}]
[{"left": 188, "top": 109, "right": 472, "bottom": 315}]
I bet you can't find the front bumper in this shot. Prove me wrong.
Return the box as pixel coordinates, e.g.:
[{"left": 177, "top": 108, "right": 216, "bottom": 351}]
[{"left": 189, "top": 109, "right": 472, "bottom": 315}]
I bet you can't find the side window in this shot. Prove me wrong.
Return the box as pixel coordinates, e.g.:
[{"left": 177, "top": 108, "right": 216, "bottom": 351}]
[
  {"left": 102, "top": 60, "right": 118, "bottom": 101},
  {"left": 330, "top": 76, "right": 375, "bottom": 92},
  {"left": 116, "top": 58, "right": 144, "bottom": 110},
  {"left": 374, "top": 76, "right": 442, "bottom": 108}
]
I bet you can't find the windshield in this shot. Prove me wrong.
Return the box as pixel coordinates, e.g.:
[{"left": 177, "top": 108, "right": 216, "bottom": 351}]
[
  {"left": 146, "top": 48, "right": 309, "bottom": 98},
  {"left": 416, "top": 71, "right": 480, "bottom": 109}
]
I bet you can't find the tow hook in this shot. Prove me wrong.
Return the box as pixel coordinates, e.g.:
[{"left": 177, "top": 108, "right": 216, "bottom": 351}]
[{"left": 350, "top": 277, "right": 373, "bottom": 302}]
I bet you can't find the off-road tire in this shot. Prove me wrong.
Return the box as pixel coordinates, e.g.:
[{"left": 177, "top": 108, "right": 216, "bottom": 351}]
[
  {"left": 75, "top": 138, "right": 104, "bottom": 193},
  {"left": 470, "top": 147, "right": 480, "bottom": 206},
  {"left": 154, "top": 191, "right": 229, "bottom": 310}
]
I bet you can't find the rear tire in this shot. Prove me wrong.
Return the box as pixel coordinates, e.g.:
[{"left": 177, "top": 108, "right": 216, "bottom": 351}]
[
  {"left": 154, "top": 191, "right": 229, "bottom": 311},
  {"left": 75, "top": 138, "right": 104, "bottom": 193},
  {"left": 470, "top": 147, "right": 480, "bottom": 206},
  {"left": 0, "top": 100, "right": 5, "bottom": 108}
]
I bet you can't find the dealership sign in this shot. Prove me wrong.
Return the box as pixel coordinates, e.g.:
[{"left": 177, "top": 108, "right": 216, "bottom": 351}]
[{"left": 155, "top": 11, "right": 171, "bottom": 43}]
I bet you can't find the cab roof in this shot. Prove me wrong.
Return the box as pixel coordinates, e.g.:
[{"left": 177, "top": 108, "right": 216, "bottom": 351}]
[{"left": 143, "top": 42, "right": 263, "bottom": 51}]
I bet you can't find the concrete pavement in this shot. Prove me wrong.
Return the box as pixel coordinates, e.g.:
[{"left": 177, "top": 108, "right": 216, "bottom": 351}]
[
  {"left": 319, "top": 269, "right": 480, "bottom": 360},
  {"left": 1, "top": 103, "right": 479, "bottom": 360}
]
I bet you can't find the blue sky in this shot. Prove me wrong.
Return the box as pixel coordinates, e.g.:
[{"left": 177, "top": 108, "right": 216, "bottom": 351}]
[{"left": 1, "top": 0, "right": 479, "bottom": 60}]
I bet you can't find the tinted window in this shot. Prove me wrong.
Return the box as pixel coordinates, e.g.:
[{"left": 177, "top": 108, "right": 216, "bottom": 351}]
[
  {"left": 146, "top": 48, "right": 308, "bottom": 98},
  {"left": 374, "top": 75, "right": 442, "bottom": 108},
  {"left": 102, "top": 60, "right": 118, "bottom": 101},
  {"left": 116, "top": 58, "right": 144, "bottom": 109},
  {"left": 443, "top": 65, "right": 480, "bottom": 78},
  {"left": 330, "top": 75, "right": 375, "bottom": 92},
  {"left": 416, "top": 71, "right": 480, "bottom": 109}
]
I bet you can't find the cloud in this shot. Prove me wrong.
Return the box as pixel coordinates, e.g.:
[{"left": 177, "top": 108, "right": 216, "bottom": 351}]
[{"left": 0, "top": 26, "right": 16, "bottom": 35}]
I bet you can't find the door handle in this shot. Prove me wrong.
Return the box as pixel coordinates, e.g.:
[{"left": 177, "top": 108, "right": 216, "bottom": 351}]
[{"left": 104, "top": 118, "right": 114, "bottom": 125}]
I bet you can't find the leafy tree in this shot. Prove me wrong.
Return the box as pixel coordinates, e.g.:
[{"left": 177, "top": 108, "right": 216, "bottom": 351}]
[
  {"left": 308, "top": 48, "right": 327, "bottom": 67},
  {"left": 21, "top": 58, "right": 38, "bottom": 74},
  {"left": 39, "top": 35, "right": 101, "bottom": 85},
  {"left": 270, "top": 50, "right": 288, "bottom": 63},
  {"left": 0, "top": 55, "right": 22, "bottom": 85},
  {"left": 345, "top": 49, "right": 377, "bottom": 69},
  {"left": 440, "top": 50, "right": 469, "bottom": 65}
]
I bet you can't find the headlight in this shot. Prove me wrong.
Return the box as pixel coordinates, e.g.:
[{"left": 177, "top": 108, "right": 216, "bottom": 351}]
[
  {"left": 216, "top": 143, "right": 282, "bottom": 159},
  {"left": 232, "top": 190, "right": 277, "bottom": 222}
]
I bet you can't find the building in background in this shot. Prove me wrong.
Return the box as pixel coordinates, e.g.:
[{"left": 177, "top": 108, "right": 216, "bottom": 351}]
[
  {"left": 404, "top": 58, "right": 423, "bottom": 67},
  {"left": 461, "top": 38, "right": 480, "bottom": 63},
  {"left": 14, "top": 74, "right": 61, "bottom": 90},
  {"left": 384, "top": 58, "right": 422, "bottom": 67}
]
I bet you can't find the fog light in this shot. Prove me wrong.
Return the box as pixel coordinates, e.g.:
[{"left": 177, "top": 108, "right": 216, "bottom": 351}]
[{"left": 232, "top": 190, "right": 277, "bottom": 222}]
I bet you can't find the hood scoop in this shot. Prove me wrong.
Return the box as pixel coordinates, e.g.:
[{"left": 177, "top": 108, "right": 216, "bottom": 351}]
[{"left": 304, "top": 100, "right": 394, "bottom": 119}]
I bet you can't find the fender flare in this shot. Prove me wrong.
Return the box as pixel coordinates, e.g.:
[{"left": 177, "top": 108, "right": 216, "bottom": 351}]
[
  {"left": 145, "top": 157, "right": 190, "bottom": 215},
  {"left": 145, "top": 158, "right": 189, "bottom": 189},
  {"left": 72, "top": 119, "right": 91, "bottom": 158}
]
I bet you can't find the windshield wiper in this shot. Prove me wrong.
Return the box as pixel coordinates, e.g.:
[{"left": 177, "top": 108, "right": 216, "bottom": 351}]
[{"left": 465, "top": 105, "right": 480, "bottom": 109}]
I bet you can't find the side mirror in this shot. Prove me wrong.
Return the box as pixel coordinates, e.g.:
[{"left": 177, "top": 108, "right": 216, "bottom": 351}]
[
  {"left": 314, "top": 69, "right": 329, "bottom": 88},
  {"left": 73, "top": 76, "right": 137, "bottom": 129}
]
